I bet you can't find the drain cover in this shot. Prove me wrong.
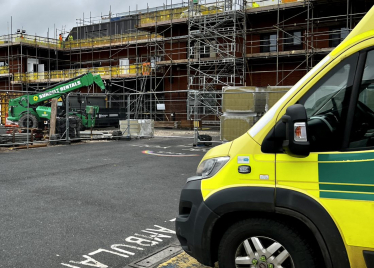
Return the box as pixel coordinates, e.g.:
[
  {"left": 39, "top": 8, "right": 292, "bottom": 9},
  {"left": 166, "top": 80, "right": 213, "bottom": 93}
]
[{"left": 133, "top": 246, "right": 181, "bottom": 267}]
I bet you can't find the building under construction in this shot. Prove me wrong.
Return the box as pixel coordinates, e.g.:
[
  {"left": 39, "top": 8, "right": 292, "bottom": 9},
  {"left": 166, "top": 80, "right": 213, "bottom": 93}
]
[{"left": 0, "top": 0, "right": 373, "bottom": 127}]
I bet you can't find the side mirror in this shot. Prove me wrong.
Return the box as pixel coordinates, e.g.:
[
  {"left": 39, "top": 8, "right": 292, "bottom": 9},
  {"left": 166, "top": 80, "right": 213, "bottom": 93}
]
[{"left": 281, "top": 104, "right": 310, "bottom": 157}]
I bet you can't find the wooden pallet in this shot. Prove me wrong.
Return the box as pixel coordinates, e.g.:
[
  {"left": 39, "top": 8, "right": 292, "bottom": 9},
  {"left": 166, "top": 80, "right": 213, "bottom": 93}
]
[{"left": 154, "top": 121, "right": 177, "bottom": 129}]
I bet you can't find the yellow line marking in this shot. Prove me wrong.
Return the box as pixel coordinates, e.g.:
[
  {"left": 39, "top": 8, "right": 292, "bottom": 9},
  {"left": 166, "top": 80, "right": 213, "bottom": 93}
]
[
  {"left": 319, "top": 182, "right": 374, "bottom": 187},
  {"left": 157, "top": 252, "right": 218, "bottom": 268},
  {"left": 320, "top": 190, "right": 374, "bottom": 195},
  {"left": 318, "top": 159, "right": 374, "bottom": 163}
]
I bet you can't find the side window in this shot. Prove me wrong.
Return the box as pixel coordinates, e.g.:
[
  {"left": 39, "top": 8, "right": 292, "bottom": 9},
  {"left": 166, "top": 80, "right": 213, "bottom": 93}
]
[
  {"left": 261, "top": 33, "right": 277, "bottom": 53},
  {"left": 349, "top": 50, "right": 374, "bottom": 149},
  {"left": 284, "top": 31, "right": 303, "bottom": 51},
  {"left": 299, "top": 53, "right": 359, "bottom": 152}
]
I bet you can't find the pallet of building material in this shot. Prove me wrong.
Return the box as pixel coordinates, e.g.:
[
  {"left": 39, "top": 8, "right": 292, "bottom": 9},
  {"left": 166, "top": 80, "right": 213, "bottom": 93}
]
[
  {"left": 0, "top": 125, "right": 6, "bottom": 135},
  {"left": 0, "top": 125, "right": 21, "bottom": 135},
  {"left": 0, "top": 134, "right": 11, "bottom": 144},
  {"left": 220, "top": 114, "right": 256, "bottom": 142},
  {"left": 180, "top": 120, "right": 194, "bottom": 129},
  {"left": 120, "top": 120, "right": 141, "bottom": 137},
  {"left": 154, "top": 121, "right": 177, "bottom": 129},
  {"left": 222, "top": 86, "right": 267, "bottom": 113},
  {"left": 79, "top": 130, "right": 112, "bottom": 139},
  {"left": 119, "top": 119, "right": 154, "bottom": 137},
  {"left": 266, "top": 86, "right": 292, "bottom": 110},
  {"left": 139, "top": 119, "right": 154, "bottom": 137},
  {"left": 119, "top": 120, "right": 138, "bottom": 137},
  {"left": 0, "top": 133, "right": 34, "bottom": 144},
  {"left": 180, "top": 120, "right": 202, "bottom": 129}
]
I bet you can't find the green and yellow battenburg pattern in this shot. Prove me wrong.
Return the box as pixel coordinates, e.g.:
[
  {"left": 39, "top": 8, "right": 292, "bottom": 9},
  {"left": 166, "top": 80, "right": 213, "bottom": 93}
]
[{"left": 319, "top": 152, "right": 374, "bottom": 201}]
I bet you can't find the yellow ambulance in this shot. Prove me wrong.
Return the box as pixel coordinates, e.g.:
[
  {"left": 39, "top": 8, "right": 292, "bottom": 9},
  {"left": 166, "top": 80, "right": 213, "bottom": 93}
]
[{"left": 176, "top": 5, "right": 374, "bottom": 268}]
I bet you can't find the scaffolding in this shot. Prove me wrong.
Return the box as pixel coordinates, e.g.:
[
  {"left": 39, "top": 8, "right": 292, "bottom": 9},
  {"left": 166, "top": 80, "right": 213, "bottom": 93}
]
[
  {"left": 245, "top": 0, "right": 370, "bottom": 87},
  {"left": 187, "top": 0, "right": 246, "bottom": 122},
  {"left": 0, "top": 0, "right": 373, "bottom": 127}
]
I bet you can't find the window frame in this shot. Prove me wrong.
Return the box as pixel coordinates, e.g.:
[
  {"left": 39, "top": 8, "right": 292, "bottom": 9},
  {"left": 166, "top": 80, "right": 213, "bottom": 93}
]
[
  {"left": 260, "top": 33, "right": 277, "bottom": 53},
  {"left": 262, "top": 47, "right": 374, "bottom": 154},
  {"left": 298, "top": 47, "right": 374, "bottom": 152},
  {"left": 283, "top": 30, "right": 303, "bottom": 51},
  {"left": 342, "top": 48, "right": 374, "bottom": 151},
  {"left": 297, "top": 52, "right": 359, "bottom": 152},
  {"left": 329, "top": 27, "right": 350, "bottom": 48},
  {"left": 301, "top": 56, "right": 357, "bottom": 119}
]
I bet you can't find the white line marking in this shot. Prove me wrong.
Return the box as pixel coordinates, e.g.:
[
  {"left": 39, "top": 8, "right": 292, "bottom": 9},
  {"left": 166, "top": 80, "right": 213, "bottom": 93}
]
[
  {"left": 62, "top": 225, "right": 175, "bottom": 267},
  {"left": 61, "top": 264, "right": 80, "bottom": 268},
  {"left": 69, "top": 255, "right": 107, "bottom": 268},
  {"left": 89, "top": 248, "right": 134, "bottom": 258},
  {"left": 111, "top": 244, "right": 144, "bottom": 251},
  {"left": 169, "top": 218, "right": 176, "bottom": 222},
  {"left": 147, "top": 225, "right": 176, "bottom": 234}
]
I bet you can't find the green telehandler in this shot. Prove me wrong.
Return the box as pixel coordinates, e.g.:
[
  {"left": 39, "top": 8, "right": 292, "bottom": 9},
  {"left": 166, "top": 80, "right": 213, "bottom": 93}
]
[{"left": 7, "top": 73, "right": 105, "bottom": 131}]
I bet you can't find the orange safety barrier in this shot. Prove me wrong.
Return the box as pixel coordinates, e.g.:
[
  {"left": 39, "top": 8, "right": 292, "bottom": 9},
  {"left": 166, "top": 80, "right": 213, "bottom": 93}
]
[{"left": 4, "top": 113, "right": 19, "bottom": 128}]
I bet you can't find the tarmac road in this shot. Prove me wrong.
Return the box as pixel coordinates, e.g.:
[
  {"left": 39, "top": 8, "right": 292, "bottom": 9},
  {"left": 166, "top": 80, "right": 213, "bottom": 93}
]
[{"left": 0, "top": 137, "right": 210, "bottom": 268}]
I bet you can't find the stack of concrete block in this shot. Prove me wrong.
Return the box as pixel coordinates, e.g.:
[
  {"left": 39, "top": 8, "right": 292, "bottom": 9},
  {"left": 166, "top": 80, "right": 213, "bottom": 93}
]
[{"left": 221, "top": 87, "right": 263, "bottom": 141}]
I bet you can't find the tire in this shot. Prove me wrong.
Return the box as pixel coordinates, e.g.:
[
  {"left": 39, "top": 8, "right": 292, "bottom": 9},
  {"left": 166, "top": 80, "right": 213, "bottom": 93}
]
[
  {"left": 218, "top": 218, "right": 318, "bottom": 268},
  {"left": 69, "top": 126, "right": 77, "bottom": 139},
  {"left": 71, "top": 116, "right": 82, "bottom": 138},
  {"left": 18, "top": 114, "right": 38, "bottom": 128}
]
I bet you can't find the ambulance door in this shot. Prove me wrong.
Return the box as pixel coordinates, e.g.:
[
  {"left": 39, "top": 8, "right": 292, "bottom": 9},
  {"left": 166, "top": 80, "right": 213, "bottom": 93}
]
[
  {"left": 276, "top": 49, "right": 374, "bottom": 253},
  {"left": 318, "top": 49, "right": 374, "bottom": 251}
]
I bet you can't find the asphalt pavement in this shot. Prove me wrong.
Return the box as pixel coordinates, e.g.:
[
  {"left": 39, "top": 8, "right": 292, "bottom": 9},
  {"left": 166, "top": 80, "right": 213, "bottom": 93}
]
[{"left": 0, "top": 137, "right": 211, "bottom": 268}]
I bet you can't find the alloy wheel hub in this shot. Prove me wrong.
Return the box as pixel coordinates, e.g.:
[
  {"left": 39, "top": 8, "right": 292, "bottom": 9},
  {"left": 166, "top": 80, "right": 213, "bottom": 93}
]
[{"left": 234, "top": 236, "right": 294, "bottom": 268}]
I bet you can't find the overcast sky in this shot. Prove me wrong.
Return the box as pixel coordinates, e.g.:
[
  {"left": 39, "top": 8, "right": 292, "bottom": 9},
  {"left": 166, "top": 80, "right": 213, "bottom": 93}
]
[{"left": 0, "top": 0, "right": 171, "bottom": 38}]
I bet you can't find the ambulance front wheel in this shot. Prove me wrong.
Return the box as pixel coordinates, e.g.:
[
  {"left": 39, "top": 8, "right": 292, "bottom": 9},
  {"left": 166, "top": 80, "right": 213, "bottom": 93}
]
[{"left": 218, "top": 218, "right": 318, "bottom": 268}]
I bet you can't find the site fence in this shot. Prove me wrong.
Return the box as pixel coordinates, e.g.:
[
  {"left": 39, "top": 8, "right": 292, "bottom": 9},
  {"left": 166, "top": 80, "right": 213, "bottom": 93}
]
[{"left": 0, "top": 88, "right": 290, "bottom": 149}]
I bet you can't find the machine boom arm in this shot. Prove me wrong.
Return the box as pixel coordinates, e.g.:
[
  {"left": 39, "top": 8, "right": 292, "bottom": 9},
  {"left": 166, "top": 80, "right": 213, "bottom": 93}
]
[
  {"left": 7, "top": 73, "right": 105, "bottom": 123},
  {"left": 29, "top": 73, "right": 105, "bottom": 105}
]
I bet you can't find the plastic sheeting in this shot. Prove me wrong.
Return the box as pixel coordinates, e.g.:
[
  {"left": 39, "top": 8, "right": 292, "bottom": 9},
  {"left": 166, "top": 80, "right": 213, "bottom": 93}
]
[{"left": 120, "top": 119, "right": 154, "bottom": 138}]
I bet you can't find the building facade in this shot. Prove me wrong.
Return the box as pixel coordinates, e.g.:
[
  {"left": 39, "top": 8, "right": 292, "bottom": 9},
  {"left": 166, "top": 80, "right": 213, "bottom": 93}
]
[{"left": 0, "top": 0, "right": 373, "bottom": 125}]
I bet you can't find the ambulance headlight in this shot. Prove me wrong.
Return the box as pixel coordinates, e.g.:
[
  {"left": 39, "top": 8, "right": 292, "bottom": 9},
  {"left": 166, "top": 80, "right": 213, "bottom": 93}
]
[{"left": 196, "top": 157, "right": 230, "bottom": 179}]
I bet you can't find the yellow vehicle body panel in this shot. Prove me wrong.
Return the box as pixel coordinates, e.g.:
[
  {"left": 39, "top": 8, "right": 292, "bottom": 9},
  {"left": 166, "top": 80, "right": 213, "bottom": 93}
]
[
  {"left": 347, "top": 245, "right": 374, "bottom": 268},
  {"left": 333, "top": 3, "right": 374, "bottom": 56},
  {"left": 201, "top": 140, "right": 232, "bottom": 160},
  {"left": 317, "top": 151, "right": 374, "bottom": 250},
  {"left": 276, "top": 154, "right": 319, "bottom": 199},
  {"left": 201, "top": 133, "right": 275, "bottom": 200},
  {"left": 276, "top": 151, "right": 374, "bottom": 267}
]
